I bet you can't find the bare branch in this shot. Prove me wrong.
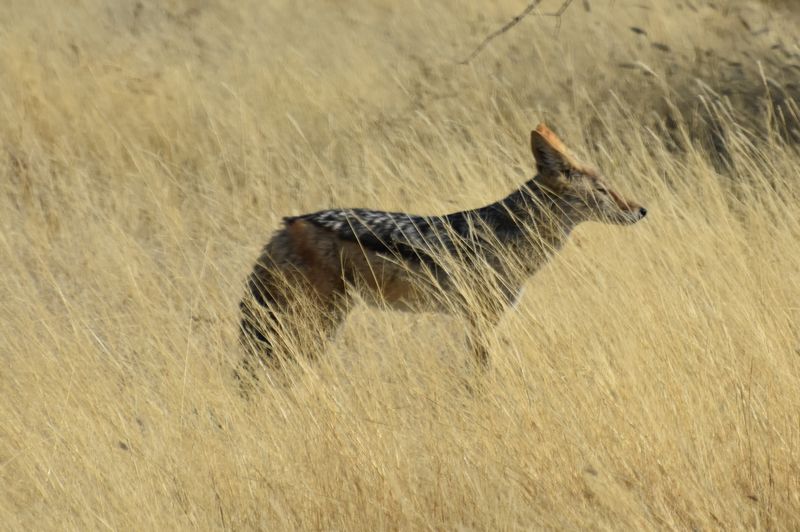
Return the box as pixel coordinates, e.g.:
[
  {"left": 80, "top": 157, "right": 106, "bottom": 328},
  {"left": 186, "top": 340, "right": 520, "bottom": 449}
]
[
  {"left": 542, "top": 0, "right": 575, "bottom": 32},
  {"left": 459, "top": 0, "right": 576, "bottom": 65},
  {"left": 459, "top": 0, "right": 545, "bottom": 65},
  {"left": 550, "top": 0, "right": 575, "bottom": 17}
]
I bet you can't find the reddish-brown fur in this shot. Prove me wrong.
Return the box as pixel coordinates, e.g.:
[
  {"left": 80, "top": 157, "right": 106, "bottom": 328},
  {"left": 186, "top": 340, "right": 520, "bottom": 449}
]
[{"left": 238, "top": 124, "right": 647, "bottom": 382}]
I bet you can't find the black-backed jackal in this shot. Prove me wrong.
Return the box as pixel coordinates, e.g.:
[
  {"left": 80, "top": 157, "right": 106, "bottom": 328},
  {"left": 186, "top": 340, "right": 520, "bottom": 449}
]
[{"left": 239, "top": 124, "right": 647, "bottom": 378}]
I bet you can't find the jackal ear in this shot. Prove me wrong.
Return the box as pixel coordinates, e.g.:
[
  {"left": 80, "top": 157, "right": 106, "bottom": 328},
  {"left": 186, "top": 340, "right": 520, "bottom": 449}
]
[{"left": 531, "top": 124, "right": 574, "bottom": 177}]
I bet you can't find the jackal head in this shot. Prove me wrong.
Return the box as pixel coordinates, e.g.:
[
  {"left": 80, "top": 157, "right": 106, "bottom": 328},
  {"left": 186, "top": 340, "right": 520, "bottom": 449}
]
[{"left": 530, "top": 124, "right": 647, "bottom": 225}]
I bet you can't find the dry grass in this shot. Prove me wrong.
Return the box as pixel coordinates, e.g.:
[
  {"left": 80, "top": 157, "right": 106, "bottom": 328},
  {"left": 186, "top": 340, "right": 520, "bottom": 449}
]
[{"left": 2, "top": 0, "right": 800, "bottom": 529}]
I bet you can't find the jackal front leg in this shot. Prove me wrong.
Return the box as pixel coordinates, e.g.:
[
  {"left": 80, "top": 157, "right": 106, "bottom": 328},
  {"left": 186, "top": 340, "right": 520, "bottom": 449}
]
[
  {"left": 463, "top": 284, "right": 524, "bottom": 367},
  {"left": 463, "top": 303, "right": 505, "bottom": 368}
]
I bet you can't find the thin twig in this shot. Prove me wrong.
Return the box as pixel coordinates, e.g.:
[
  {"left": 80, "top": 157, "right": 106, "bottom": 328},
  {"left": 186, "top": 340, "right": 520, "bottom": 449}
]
[
  {"left": 547, "top": 0, "right": 575, "bottom": 17},
  {"left": 542, "top": 0, "right": 575, "bottom": 31},
  {"left": 459, "top": 0, "right": 544, "bottom": 65},
  {"left": 459, "top": 0, "right": 575, "bottom": 65}
]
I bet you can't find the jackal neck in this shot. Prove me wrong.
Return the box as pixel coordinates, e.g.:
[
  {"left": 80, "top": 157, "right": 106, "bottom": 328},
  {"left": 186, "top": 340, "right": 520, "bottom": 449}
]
[{"left": 481, "top": 177, "right": 579, "bottom": 247}]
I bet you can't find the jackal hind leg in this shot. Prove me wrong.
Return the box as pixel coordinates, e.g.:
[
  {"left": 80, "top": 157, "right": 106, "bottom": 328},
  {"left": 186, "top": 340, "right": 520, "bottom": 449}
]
[
  {"left": 238, "top": 273, "right": 347, "bottom": 377},
  {"left": 237, "top": 226, "right": 349, "bottom": 391},
  {"left": 237, "top": 296, "right": 349, "bottom": 397}
]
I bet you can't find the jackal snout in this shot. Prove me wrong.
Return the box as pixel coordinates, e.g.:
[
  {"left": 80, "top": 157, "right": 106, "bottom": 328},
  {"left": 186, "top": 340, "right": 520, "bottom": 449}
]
[
  {"left": 531, "top": 124, "right": 647, "bottom": 226},
  {"left": 599, "top": 187, "right": 648, "bottom": 225}
]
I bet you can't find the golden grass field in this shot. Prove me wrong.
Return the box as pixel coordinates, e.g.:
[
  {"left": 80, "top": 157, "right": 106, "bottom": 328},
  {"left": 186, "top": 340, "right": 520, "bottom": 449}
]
[{"left": 2, "top": 0, "right": 800, "bottom": 529}]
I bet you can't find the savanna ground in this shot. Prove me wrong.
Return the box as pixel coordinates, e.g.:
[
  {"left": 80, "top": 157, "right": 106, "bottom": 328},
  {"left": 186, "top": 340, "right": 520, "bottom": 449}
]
[{"left": 2, "top": 0, "right": 800, "bottom": 529}]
